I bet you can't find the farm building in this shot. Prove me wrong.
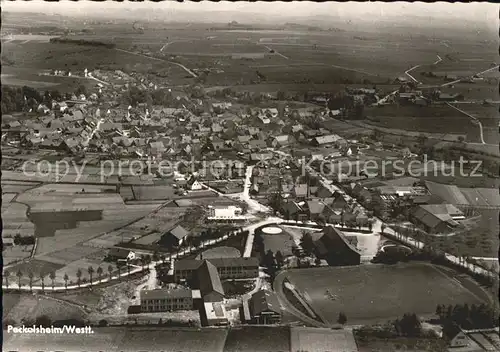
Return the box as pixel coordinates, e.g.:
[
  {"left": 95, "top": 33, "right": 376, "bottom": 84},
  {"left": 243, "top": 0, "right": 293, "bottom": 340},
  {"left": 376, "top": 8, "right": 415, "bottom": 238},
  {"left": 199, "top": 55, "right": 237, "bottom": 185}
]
[
  {"left": 243, "top": 289, "right": 282, "bottom": 325},
  {"left": 410, "top": 204, "right": 465, "bottom": 234},
  {"left": 160, "top": 225, "right": 190, "bottom": 247},
  {"left": 140, "top": 288, "right": 200, "bottom": 312},
  {"left": 313, "top": 226, "right": 361, "bottom": 266},
  {"left": 107, "top": 248, "right": 136, "bottom": 262}
]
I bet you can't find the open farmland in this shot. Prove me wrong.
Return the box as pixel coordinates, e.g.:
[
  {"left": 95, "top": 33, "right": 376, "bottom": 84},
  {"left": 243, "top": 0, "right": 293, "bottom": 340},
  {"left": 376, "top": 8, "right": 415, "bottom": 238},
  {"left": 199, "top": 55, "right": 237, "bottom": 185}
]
[
  {"left": 3, "top": 326, "right": 230, "bottom": 352},
  {"left": 363, "top": 104, "right": 481, "bottom": 141},
  {"left": 7, "top": 259, "right": 65, "bottom": 286},
  {"left": 4, "top": 294, "right": 86, "bottom": 323},
  {"left": 278, "top": 263, "right": 487, "bottom": 325},
  {"left": 162, "top": 38, "right": 269, "bottom": 56},
  {"left": 223, "top": 326, "right": 290, "bottom": 352},
  {"left": 87, "top": 205, "right": 186, "bottom": 248},
  {"left": 2, "top": 184, "right": 161, "bottom": 264},
  {"left": 2, "top": 40, "right": 194, "bottom": 87},
  {"left": 448, "top": 103, "right": 499, "bottom": 144},
  {"left": 2, "top": 293, "right": 22, "bottom": 320},
  {"left": 114, "top": 328, "right": 227, "bottom": 352}
]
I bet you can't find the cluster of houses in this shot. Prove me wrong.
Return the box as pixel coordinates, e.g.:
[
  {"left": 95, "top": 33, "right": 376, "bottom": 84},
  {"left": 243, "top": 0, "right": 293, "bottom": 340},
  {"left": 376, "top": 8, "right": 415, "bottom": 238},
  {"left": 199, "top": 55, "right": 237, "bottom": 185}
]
[
  {"left": 276, "top": 182, "right": 370, "bottom": 227},
  {"left": 346, "top": 177, "right": 470, "bottom": 235},
  {"left": 3, "top": 103, "right": 98, "bottom": 154}
]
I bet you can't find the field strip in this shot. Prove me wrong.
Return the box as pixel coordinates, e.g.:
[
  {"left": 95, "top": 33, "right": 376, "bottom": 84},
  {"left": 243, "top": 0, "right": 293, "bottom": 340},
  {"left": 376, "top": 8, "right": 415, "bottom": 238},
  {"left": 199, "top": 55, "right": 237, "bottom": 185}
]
[
  {"left": 116, "top": 48, "right": 197, "bottom": 78},
  {"left": 257, "top": 43, "right": 289, "bottom": 60},
  {"left": 329, "top": 64, "right": 379, "bottom": 77}
]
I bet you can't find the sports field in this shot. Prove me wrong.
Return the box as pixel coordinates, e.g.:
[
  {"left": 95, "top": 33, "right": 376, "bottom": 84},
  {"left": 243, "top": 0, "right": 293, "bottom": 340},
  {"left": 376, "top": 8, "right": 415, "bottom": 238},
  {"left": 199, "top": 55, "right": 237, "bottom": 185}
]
[{"left": 282, "top": 263, "right": 487, "bottom": 325}]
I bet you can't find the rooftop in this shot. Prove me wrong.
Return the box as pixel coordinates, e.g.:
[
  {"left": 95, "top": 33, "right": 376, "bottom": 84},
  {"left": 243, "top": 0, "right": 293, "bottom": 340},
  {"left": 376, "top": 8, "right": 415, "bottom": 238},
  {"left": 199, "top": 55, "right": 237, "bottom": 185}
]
[{"left": 140, "top": 288, "right": 192, "bottom": 301}]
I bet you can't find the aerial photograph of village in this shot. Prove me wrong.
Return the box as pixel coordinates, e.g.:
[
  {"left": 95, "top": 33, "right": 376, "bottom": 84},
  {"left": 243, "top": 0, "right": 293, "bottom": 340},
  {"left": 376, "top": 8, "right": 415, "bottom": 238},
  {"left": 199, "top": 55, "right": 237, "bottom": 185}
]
[{"left": 1, "top": 1, "right": 499, "bottom": 352}]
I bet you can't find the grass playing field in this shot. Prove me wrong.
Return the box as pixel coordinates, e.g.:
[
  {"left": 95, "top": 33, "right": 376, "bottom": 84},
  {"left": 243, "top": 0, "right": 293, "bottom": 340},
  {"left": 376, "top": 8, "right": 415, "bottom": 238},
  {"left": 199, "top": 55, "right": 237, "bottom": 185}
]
[{"left": 283, "top": 263, "right": 487, "bottom": 325}]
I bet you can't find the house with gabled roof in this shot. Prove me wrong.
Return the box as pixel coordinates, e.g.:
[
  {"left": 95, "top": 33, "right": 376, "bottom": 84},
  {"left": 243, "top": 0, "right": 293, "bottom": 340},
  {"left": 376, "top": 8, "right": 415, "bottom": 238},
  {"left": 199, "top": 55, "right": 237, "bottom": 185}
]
[
  {"left": 248, "top": 127, "right": 260, "bottom": 135},
  {"left": 196, "top": 260, "right": 225, "bottom": 302},
  {"left": 270, "top": 135, "right": 293, "bottom": 148},
  {"left": 313, "top": 134, "right": 343, "bottom": 146},
  {"left": 212, "top": 136, "right": 225, "bottom": 150},
  {"left": 307, "top": 199, "right": 325, "bottom": 221},
  {"left": 314, "top": 226, "right": 361, "bottom": 266},
  {"left": 291, "top": 184, "right": 309, "bottom": 200},
  {"left": 186, "top": 175, "right": 203, "bottom": 190},
  {"left": 160, "top": 224, "right": 190, "bottom": 248},
  {"left": 244, "top": 289, "right": 282, "bottom": 324}
]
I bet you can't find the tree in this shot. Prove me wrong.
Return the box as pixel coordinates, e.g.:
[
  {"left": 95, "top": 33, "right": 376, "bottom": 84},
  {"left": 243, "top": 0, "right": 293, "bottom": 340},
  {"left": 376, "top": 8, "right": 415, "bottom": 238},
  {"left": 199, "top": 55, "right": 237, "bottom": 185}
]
[
  {"left": 300, "top": 232, "right": 315, "bottom": 256},
  {"left": 40, "top": 273, "right": 45, "bottom": 292},
  {"left": 436, "top": 304, "right": 443, "bottom": 318},
  {"left": 87, "top": 266, "right": 94, "bottom": 287},
  {"left": 76, "top": 269, "right": 82, "bottom": 288},
  {"left": 63, "top": 273, "right": 69, "bottom": 291},
  {"left": 275, "top": 251, "right": 285, "bottom": 269},
  {"left": 28, "top": 271, "right": 34, "bottom": 292},
  {"left": 75, "top": 84, "right": 88, "bottom": 97},
  {"left": 126, "top": 259, "right": 131, "bottom": 278},
  {"left": 96, "top": 266, "right": 103, "bottom": 283},
  {"left": 140, "top": 255, "right": 146, "bottom": 272},
  {"left": 16, "top": 270, "right": 23, "bottom": 291},
  {"left": 337, "top": 312, "right": 347, "bottom": 325},
  {"left": 49, "top": 272, "right": 56, "bottom": 291},
  {"left": 395, "top": 313, "right": 422, "bottom": 337},
  {"left": 107, "top": 265, "right": 113, "bottom": 282},
  {"left": 263, "top": 250, "right": 275, "bottom": 271},
  {"left": 4, "top": 270, "right": 10, "bottom": 289}
]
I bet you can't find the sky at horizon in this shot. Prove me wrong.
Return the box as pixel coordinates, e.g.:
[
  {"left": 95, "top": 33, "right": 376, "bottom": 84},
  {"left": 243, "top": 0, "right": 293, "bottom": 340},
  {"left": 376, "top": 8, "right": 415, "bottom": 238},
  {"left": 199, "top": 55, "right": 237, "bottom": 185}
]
[{"left": 2, "top": 1, "right": 497, "bottom": 23}]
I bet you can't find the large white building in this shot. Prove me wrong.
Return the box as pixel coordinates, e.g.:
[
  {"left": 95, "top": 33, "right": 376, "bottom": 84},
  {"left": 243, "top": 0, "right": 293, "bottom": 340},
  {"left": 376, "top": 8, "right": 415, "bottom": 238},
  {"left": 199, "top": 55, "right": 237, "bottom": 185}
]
[{"left": 207, "top": 205, "right": 246, "bottom": 222}]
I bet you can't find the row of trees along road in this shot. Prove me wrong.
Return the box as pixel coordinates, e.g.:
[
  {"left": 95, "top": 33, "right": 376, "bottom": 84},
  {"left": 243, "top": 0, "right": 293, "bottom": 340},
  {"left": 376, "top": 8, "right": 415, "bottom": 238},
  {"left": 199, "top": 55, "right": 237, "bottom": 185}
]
[{"left": 3, "top": 253, "right": 154, "bottom": 291}]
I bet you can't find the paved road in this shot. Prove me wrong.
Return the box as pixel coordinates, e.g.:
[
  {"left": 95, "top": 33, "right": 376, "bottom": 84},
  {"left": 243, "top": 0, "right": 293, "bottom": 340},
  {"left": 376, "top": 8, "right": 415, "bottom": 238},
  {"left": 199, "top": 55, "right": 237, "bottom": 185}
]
[
  {"left": 404, "top": 64, "right": 421, "bottom": 84},
  {"left": 116, "top": 48, "right": 198, "bottom": 78},
  {"left": 83, "top": 118, "right": 104, "bottom": 150}
]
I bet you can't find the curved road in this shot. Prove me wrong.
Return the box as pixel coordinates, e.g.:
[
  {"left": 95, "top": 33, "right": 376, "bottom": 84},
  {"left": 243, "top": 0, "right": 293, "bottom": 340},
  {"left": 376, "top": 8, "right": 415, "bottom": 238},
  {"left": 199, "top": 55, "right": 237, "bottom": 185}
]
[{"left": 446, "top": 102, "right": 485, "bottom": 144}]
